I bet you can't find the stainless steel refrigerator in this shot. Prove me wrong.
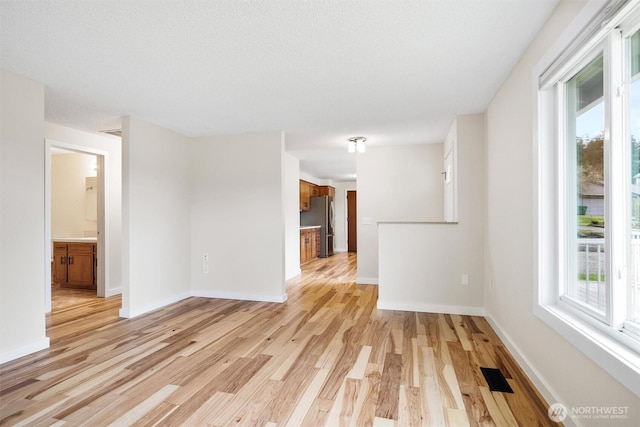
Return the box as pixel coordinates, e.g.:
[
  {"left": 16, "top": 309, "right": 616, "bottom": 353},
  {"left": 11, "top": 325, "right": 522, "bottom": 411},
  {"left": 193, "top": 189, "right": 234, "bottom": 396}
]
[{"left": 300, "top": 195, "right": 334, "bottom": 257}]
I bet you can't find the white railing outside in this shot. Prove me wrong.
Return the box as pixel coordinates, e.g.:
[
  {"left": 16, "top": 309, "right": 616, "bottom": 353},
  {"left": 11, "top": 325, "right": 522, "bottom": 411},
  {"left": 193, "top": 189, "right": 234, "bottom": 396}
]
[
  {"left": 631, "top": 232, "right": 640, "bottom": 323},
  {"left": 577, "top": 238, "right": 606, "bottom": 312},
  {"left": 576, "top": 231, "right": 640, "bottom": 315}
]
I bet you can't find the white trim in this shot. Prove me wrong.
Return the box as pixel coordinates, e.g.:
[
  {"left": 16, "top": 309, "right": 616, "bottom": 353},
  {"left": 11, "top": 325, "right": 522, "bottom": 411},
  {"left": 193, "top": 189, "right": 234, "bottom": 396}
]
[
  {"left": 485, "top": 314, "right": 579, "bottom": 427},
  {"left": 191, "top": 290, "right": 288, "bottom": 303},
  {"left": 118, "top": 291, "right": 192, "bottom": 319},
  {"left": 0, "top": 338, "right": 50, "bottom": 365},
  {"left": 285, "top": 269, "right": 302, "bottom": 281},
  {"left": 377, "top": 301, "right": 484, "bottom": 316},
  {"left": 334, "top": 247, "right": 348, "bottom": 252},
  {"left": 106, "top": 287, "right": 122, "bottom": 297},
  {"left": 356, "top": 277, "right": 379, "bottom": 285}
]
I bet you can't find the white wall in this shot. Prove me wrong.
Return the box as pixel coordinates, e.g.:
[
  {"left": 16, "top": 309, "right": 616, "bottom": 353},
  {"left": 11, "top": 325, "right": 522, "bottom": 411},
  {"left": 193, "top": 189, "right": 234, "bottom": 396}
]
[
  {"left": 0, "top": 70, "right": 49, "bottom": 363},
  {"left": 484, "top": 0, "right": 640, "bottom": 423},
  {"left": 190, "top": 131, "right": 287, "bottom": 302},
  {"left": 334, "top": 181, "right": 356, "bottom": 252},
  {"left": 284, "top": 152, "right": 301, "bottom": 280},
  {"left": 51, "top": 152, "right": 97, "bottom": 237},
  {"left": 120, "top": 117, "right": 191, "bottom": 318},
  {"left": 378, "top": 115, "right": 484, "bottom": 314},
  {"left": 356, "top": 144, "right": 444, "bottom": 283}
]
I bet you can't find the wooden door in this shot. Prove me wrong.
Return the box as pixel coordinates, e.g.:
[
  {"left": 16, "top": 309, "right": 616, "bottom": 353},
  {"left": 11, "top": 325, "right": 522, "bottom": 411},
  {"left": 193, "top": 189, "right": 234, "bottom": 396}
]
[{"left": 347, "top": 191, "right": 357, "bottom": 252}]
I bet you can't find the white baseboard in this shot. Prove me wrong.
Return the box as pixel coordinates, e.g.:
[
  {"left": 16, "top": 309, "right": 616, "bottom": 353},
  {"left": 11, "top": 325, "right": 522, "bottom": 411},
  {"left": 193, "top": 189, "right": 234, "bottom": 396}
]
[
  {"left": 106, "top": 287, "right": 122, "bottom": 297},
  {"left": 356, "top": 277, "right": 379, "bottom": 285},
  {"left": 377, "top": 300, "right": 484, "bottom": 316},
  {"left": 484, "top": 313, "right": 577, "bottom": 427},
  {"left": 191, "top": 290, "right": 288, "bottom": 303},
  {"left": 334, "top": 247, "right": 348, "bottom": 252},
  {"left": 0, "top": 337, "right": 50, "bottom": 365},
  {"left": 285, "top": 269, "right": 302, "bottom": 281},
  {"left": 119, "top": 291, "right": 192, "bottom": 319}
]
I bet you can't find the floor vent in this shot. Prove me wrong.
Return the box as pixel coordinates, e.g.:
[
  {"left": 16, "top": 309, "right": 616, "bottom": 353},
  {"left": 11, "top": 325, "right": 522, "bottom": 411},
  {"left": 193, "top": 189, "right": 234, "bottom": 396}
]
[{"left": 480, "top": 367, "right": 514, "bottom": 393}]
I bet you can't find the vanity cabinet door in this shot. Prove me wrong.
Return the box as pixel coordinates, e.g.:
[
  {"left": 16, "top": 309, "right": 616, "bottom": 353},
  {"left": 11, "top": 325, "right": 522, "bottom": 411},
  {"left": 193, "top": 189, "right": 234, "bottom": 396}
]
[
  {"left": 66, "top": 243, "right": 96, "bottom": 288},
  {"left": 52, "top": 243, "right": 68, "bottom": 284}
]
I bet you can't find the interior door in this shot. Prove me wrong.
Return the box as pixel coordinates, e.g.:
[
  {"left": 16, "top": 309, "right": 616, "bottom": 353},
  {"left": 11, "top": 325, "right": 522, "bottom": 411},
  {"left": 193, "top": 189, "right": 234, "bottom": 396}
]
[
  {"left": 347, "top": 191, "right": 357, "bottom": 252},
  {"left": 444, "top": 147, "right": 455, "bottom": 222}
]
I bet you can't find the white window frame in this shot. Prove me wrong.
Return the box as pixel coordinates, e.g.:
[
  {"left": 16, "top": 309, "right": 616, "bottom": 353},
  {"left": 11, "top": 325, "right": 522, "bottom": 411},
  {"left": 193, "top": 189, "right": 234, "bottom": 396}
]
[{"left": 534, "top": 0, "right": 640, "bottom": 398}]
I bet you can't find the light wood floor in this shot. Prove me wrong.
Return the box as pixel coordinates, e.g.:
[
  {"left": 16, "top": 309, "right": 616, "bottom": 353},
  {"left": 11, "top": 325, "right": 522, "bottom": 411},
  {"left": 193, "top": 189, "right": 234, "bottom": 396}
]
[
  {"left": 1, "top": 253, "right": 557, "bottom": 426},
  {"left": 50, "top": 282, "right": 100, "bottom": 313}
]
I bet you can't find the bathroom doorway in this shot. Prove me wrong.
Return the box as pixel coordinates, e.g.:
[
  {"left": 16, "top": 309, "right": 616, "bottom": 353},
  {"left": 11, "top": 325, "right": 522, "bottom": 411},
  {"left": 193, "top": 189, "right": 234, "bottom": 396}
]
[{"left": 45, "top": 142, "right": 107, "bottom": 313}]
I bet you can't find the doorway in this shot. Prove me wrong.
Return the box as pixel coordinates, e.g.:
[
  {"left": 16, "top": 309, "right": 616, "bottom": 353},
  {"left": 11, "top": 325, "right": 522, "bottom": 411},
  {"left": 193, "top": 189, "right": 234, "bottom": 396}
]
[
  {"left": 347, "top": 190, "right": 357, "bottom": 252},
  {"left": 45, "top": 141, "right": 107, "bottom": 313}
]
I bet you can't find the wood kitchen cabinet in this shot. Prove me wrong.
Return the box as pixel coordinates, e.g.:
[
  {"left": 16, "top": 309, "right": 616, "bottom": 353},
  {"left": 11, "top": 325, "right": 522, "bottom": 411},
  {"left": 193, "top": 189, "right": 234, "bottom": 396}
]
[
  {"left": 317, "top": 186, "right": 335, "bottom": 198},
  {"left": 52, "top": 241, "right": 97, "bottom": 290},
  {"left": 300, "top": 180, "right": 319, "bottom": 211},
  {"left": 300, "top": 228, "right": 320, "bottom": 264}
]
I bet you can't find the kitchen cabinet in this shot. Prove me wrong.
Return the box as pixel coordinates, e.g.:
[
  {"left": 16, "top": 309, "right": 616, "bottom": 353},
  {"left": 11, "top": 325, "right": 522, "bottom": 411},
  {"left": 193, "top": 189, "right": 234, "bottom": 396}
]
[
  {"left": 52, "top": 241, "right": 97, "bottom": 289},
  {"left": 317, "top": 186, "right": 335, "bottom": 198},
  {"left": 300, "top": 180, "right": 319, "bottom": 211},
  {"left": 300, "top": 227, "right": 320, "bottom": 264}
]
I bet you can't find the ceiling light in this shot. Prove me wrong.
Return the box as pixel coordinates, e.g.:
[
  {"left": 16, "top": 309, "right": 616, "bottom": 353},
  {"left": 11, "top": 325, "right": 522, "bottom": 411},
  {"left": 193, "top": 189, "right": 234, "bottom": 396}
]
[{"left": 348, "top": 137, "right": 366, "bottom": 153}]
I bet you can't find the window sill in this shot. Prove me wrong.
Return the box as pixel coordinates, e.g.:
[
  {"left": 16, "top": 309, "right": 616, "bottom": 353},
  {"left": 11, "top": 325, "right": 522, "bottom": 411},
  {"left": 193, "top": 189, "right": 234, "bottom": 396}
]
[{"left": 534, "top": 303, "right": 640, "bottom": 397}]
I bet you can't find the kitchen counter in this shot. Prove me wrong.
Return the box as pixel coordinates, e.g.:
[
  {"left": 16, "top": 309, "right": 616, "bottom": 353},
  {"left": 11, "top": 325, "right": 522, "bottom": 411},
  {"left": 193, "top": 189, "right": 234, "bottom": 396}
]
[
  {"left": 52, "top": 237, "right": 98, "bottom": 243},
  {"left": 300, "top": 225, "right": 321, "bottom": 230}
]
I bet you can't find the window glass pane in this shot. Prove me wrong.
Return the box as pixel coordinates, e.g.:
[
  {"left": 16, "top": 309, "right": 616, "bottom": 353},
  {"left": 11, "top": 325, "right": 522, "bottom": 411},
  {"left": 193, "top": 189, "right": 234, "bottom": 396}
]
[
  {"left": 632, "top": 29, "right": 640, "bottom": 79},
  {"left": 629, "top": 28, "right": 640, "bottom": 324},
  {"left": 565, "top": 54, "right": 606, "bottom": 314}
]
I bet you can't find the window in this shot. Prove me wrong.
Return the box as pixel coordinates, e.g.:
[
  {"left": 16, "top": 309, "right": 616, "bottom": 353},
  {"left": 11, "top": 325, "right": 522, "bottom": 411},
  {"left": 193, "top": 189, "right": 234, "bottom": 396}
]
[
  {"left": 628, "top": 27, "right": 640, "bottom": 332},
  {"left": 563, "top": 52, "right": 606, "bottom": 319},
  {"left": 536, "top": 0, "right": 640, "bottom": 397}
]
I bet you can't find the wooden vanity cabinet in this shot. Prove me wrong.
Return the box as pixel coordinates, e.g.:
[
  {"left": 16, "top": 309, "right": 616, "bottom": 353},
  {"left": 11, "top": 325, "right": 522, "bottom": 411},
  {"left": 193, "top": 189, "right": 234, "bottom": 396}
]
[{"left": 53, "top": 241, "right": 97, "bottom": 290}]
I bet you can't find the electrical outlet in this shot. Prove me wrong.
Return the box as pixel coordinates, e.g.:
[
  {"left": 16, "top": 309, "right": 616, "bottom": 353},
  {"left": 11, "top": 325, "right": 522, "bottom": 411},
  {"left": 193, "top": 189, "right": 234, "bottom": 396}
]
[
  {"left": 203, "top": 253, "right": 209, "bottom": 262},
  {"left": 461, "top": 274, "right": 469, "bottom": 285},
  {"left": 203, "top": 264, "right": 209, "bottom": 274}
]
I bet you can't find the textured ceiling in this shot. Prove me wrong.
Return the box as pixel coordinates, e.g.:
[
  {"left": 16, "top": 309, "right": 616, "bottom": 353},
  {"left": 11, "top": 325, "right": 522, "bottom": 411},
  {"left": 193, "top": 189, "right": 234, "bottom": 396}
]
[{"left": 0, "top": 0, "right": 559, "bottom": 181}]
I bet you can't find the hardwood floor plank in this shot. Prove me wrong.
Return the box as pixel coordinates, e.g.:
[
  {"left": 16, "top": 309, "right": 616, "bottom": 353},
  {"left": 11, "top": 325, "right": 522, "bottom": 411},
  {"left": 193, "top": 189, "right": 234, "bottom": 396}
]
[
  {"left": 346, "top": 345, "right": 372, "bottom": 380},
  {"left": 350, "top": 362, "right": 382, "bottom": 427},
  {"left": 479, "top": 386, "right": 518, "bottom": 427},
  {"left": 130, "top": 401, "right": 177, "bottom": 427},
  {"left": 284, "top": 368, "right": 330, "bottom": 427},
  {"left": 0, "top": 253, "right": 559, "bottom": 426},
  {"left": 374, "top": 352, "right": 402, "bottom": 420},
  {"left": 447, "top": 341, "right": 492, "bottom": 426}
]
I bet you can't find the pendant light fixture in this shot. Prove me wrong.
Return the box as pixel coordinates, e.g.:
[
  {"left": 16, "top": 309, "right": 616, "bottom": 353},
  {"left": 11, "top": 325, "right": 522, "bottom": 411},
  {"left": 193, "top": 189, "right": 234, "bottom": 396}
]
[{"left": 348, "top": 136, "right": 366, "bottom": 153}]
